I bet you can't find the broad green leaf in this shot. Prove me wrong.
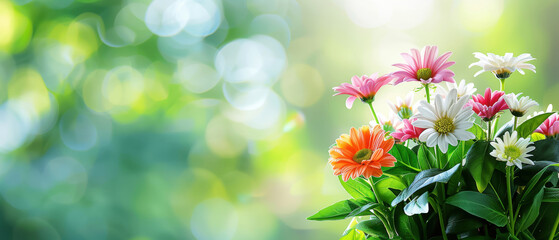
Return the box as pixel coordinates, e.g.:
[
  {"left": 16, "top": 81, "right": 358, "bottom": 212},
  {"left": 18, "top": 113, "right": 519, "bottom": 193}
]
[
  {"left": 468, "top": 123, "right": 487, "bottom": 140},
  {"left": 394, "top": 205, "right": 420, "bottom": 240},
  {"left": 339, "top": 175, "right": 375, "bottom": 200},
  {"left": 530, "top": 202, "right": 559, "bottom": 240},
  {"left": 342, "top": 218, "right": 359, "bottom": 236},
  {"left": 516, "top": 112, "right": 554, "bottom": 138},
  {"left": 445, "top": 191, "right": 507, "bottom": 227},
  {"left": 531, "top": 132, "right": 546, "bottom": 141},
  {"left": 517, "top": 188, "right": 544, "bottom": 232},
  {"left": 354, "top": 217, "right": 389, "bottom": 239},
  {"left": 403, "top": 191, "right": 429, "bottom": 216},
  {"left": 340, "top": 228, "right": 367, "bottom": 240},
  {"left": 543, "top": 188, "right": 559, "bottom": 203},
  {"left": 391, "top": 164, "right": 460, "bottom": 206},
  {"left": 375, "top": 176, "right": 407, "bottom": 205},
  {"left": 417, "top": 144, "right": 435, "bottom": 170},
  {"left": 464, "top": 140, "right": 497, "bottom": 192},
  {"left": 389, "top": 144, "right": 420, "bottom": 172},
  {"left": 445, "top": 210, "right": 483, "bottom": 234},
  {"left": 519, "top": 163, "right": 559, "bottom": 205},
  {"left": 307, "top": 199, "right": 373, "bottom": 221},
  {"left": 446, "top": 140, "right": 473, "bottom": 169},
  {"left": 494, "top": 120, "right": 513, "bottom": 140}
]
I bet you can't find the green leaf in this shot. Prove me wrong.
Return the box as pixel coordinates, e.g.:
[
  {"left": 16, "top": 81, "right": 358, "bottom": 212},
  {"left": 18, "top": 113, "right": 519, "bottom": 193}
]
[
  {"left": 391, "top": 164, "right": 460, "bottom": 206},
  {"left": 339, "top": 175, "right": 375, "bottom": 200},
  {"left": 445, "top": 191, "right": 507, "bottom": 227},
  {"left": 531, "top": 132, "right": 546, "bottom": 142},
  {"left": 494, "top": 120, "right": 513, "bottom": 140},
  {"left": 307, "top": 199, "right": 373, "bottom": 221},
  {"left": 340, "top": 228, "right": 367, "bottom": 240},
  {"left": 516, "top": 112, "right": 554, "bottom": 138},
  {"left": 354, "top": 217, "right": 389, "bottom": 239},
  {"left": 347, "top": 202, "right": 381, "bottom": 218},
  {"left": 417, "top": 144, "right": 435, "bottom": 170},
  {"left": 543, "top": 188, "right": 559, "bottom": 203},
  {"left": 468, "top": 123, "right": 487, "bottom": 140},
  {"left": 464, "top": 140, "right": 497, "bottom": 192},
  {"left": 530, "top": 202, "right": 559, "bottom": 240},
  {"left": 403, "top": 191, "right": 429, "bottom": 216},
  {"left": 516, "top": 188, "right": 544, "bottom": 232},
  {"left": 375, "top": 176, "right": 407, "bottom": 205},
  {"left": 445, "top": 210, "right": 484, "bottom": 234},
  {"left": 394, "top": 205, "right": 420, "bottom": 240},
  {"left": 447, "top": 140, "right": 473, "bottom": 169},
  {"left": 389, "top": 144, "right": 420, "bottom": 172},
  {"left": 519, "top": 163, "right": 559, "bottom": 205}
]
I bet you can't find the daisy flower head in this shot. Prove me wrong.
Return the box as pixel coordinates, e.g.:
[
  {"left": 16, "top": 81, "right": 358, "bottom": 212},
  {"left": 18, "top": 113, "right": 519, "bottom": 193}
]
[
  {"left": 328, "top": 125, "right": 397, "bottom": 181},
  {"left": 333, "top": 73, "right": 394, "bottom": 109},
  {"left": 503, "top": 93, "right": 538, "bottom": 117},
  {"left": 413, "top": 89, "right": 476, "bottom": 153},
  {"left": 434, "top": 79, "right": 477, "bottom": 100},
  {"left": 392, "top": 45, "right": 455, "bottom": 85},
  {"left": 388, "top": 92, "right": 415, "bottom": 120},
  {"left": 490, "top": 131, "right": 535, "bottom": 169},
  {"left": 468, "top": 88, "right": 509, "bottom": 121},
  {"left": 469, "top": 52, "right": 536, "bottom": 79},
  {"left": 371, "top": 112, "right": 402, "bottom": 134},
  {"left": 391, "top": 118, "right": 425, "bottom": 142}
]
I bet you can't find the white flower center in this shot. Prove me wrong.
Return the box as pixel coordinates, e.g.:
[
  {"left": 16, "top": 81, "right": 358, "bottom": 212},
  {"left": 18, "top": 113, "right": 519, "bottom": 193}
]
[
  {"left": 353, "top": 148, "right": 373, "bottom": 163},
  {"left": 417, "top": 68, "right": 432, "bottom": 80},
  {"left": 434, "top": 117, "right": 455, "bottom": 134},
  {"left": 504, "top": 146, "right": 522, "bottom": 160}
]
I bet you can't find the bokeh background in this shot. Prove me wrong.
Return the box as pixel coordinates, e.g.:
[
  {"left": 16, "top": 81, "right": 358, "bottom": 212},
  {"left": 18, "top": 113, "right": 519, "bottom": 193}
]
[{"left": 1, "top": 0, "right": 558, "bottom": 239}]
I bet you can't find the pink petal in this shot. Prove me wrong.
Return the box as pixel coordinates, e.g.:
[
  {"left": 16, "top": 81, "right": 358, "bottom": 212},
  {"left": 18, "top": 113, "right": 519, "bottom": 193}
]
[{"left": 346, "top": 96, "right": 357, "bottom": 109}]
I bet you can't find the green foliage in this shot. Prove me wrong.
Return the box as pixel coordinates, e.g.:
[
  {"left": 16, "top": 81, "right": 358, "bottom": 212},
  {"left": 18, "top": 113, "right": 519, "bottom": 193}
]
[
  {"left": 515, "top": 112, "right": 554, "bottom": 138},
  {"left": 339, "top": 175, "right": 376, "bottom": 200},
  {"left": 354, "top": 217, "right": 389, "bottom": 239},
  {"left": 417, "top": 144, "right": 436, "bottom": 170},
  {"left": 403, "top": 192, "right": 429, "bottom": 216},
  {"left": 464, "top": 140, "right": 497, "bottom": 192},
  {"left": 468, "top": 123, "right": 487, "bottom": 140},
  {"left": 308, "top": 199, "right": 375, "bottom": 221},
  {"left": 446, "top": 191, "right": 508, "bottom": 227}
]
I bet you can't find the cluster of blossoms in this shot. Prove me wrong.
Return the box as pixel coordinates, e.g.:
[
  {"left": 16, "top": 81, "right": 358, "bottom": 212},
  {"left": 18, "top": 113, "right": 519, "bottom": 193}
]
[{"left": 330, "top": 45, "right": 555, "bottom": 180}]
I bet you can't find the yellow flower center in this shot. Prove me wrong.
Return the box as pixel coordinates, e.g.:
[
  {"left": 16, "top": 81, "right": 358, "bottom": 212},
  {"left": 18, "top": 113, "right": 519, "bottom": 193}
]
[
  {"left": 434, "top": 117, "right": 455, "bottom": 134},
  {"left": 493, "top": 68, "right": 511, "bottom": 79},
  {"left": 504, "top": 146, "right": 522, "bottom": 160},
  {"left": 353, "top": 148, "right": 373, "bottom": 163},
  {"left": 417, "top": 68, "right": 432, "bottom": 80}
]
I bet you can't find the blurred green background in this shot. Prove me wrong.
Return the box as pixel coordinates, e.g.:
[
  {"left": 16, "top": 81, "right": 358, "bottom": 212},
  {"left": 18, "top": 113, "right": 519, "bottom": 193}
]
[{"left": 0, "top": 0, "right": 558, "bottom": 239}]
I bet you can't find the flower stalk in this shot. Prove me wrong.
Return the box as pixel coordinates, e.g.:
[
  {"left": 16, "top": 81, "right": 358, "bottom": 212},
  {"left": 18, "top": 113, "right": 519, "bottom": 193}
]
[
  {"left": 368, "top": 102, "right": 380, "bottom": 125},
  {"left": 506, "top": 166, "right": 516, "bottom": 236}
]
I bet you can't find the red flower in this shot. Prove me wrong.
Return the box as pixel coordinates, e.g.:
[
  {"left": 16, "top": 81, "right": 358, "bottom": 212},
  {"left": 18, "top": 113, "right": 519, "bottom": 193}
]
[
  {"left": 468, "top": 88, "right": 509, "bottom": 121},
  {"left": 391, "top": 118, "right": 425, "bottom": 142}
]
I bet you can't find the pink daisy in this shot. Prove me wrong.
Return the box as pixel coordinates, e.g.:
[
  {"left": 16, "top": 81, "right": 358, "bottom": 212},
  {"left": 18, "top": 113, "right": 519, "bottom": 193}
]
[
  {"left": 333, "top": 73, "right": 393, "bottom": 109},
  {"left": 391, "top": 118, "right": 425, "bottom": 142},
  {"left": 468, "top": 88, "right": 509, "bottom": 121},
  {"left": 535, "top": 113, "right": 559, "bottom": 137},
  {"left": 392, "top": 45, "right": 455, "bottom": 85}
]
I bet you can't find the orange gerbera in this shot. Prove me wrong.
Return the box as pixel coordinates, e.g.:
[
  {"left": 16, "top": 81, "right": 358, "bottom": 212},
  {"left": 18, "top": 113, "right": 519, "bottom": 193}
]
[{"left": 329, "top": 125, "right": 397, "bottom": 181}]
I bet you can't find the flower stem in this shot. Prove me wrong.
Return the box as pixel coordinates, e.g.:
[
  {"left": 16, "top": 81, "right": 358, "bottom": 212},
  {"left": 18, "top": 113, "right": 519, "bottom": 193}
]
[
  {"left": 369, "top": 177, "right": 383, "bottom": 206},
  {"left": 487, "top": 120, "right": 492, "bottom": 141},
  {"left": 549, "top": 211, "right": 559, "bottom": 240},
  {"left": 368, "top": 102, "right": 380, "bottom": 125},
  {"left": 506, "top": 166, "right": 516, "bottom": 236},
  {"left": 500, "top": 78, "right": 506, "bottom": 92},
  {"left": 430, "top": 198, "right": 449, "bottom": 240},
  {"left": 424, "top": 84, "right": 431, "bottom": 103},
  {"left": 513, "top": 117, "right": 518, "bottom": 131}
]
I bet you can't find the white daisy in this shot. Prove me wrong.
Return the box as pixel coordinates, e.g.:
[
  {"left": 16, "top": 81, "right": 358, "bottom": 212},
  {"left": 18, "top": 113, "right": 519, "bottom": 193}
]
[
  {"left": 490, "top": 131, "right": 535, "bottom": 169},
  {"left": 469, "top": 52, "right": 536, "bottom": 79},
  {"left": 412, "top": 89, "right": 476, "bottom": 153},
  {"left": 527, "top": 104, "right": 553, "bottom": 119},
  {"left": 371, "top": 112, "right": 402, "bottom": 134},
  {"left": 435, "top": 79, "right": 477, "bottom": 100},
  {"left": 388, "top": 92, "right": 415, "bottom": 120},
  {"left": 503, "top": 93, "right": 538, "bottom": 117}
]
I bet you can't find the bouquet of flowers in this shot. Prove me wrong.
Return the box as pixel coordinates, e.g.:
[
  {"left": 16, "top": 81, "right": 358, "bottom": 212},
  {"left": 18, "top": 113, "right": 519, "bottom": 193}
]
[{"left": 308, "top": 46, "right": 559, "bottom": 240}]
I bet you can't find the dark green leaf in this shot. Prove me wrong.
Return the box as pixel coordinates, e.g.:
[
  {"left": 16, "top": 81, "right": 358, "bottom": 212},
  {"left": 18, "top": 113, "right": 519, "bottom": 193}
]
[
  {"left": 307, "top": 199, "right": 373, "bottom": 221},
  {"left": 494, "top": 120, "right": 513, "bottom": 140},
  {"left": 403, "top": 191, "right": 429, "bottom": 216},
  {"left": 464, "top": 140, "right": 497, "bottom": 192},
  {"left": 355, "top": 217, "right": 389, "bottom": 239},
  {"left": 391, "top": 164, "right": 460, "bottom": 206},
  {"left": 445, "top": 209, "right": 484, "bottom": 234},
  {"left": 394, "top": 205, "right": 420, "bottom": 240},
  {"left": 339, "top": 175, "right": 375, "bottom": 200},
  {"left": 417, "top": 144, "right": 435, "bottom": 170},
  {"left": 519, "top": 163, "right": 559, "bottom": 205},
  {"left": 543, "top": 188, "right": 559, "bottom": 203},
  {"left": 445, "top": 191, "right": 507, "bottom": 227},
  {"left": 517, "top": 188, "right": 544, "bottom": 232},
  {"left": 516, "top": 112, "right": 554, "bottom": 138},
  {"left": 468, "top": 123, "right": 487, "bottom": 140},
  {"left": 530, "top": 202, "right": 559, "bottom": 240},
  {"left": 389, "top": 144, "right": 420, "bottom": 172}
]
